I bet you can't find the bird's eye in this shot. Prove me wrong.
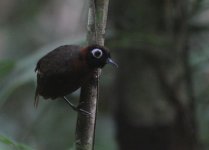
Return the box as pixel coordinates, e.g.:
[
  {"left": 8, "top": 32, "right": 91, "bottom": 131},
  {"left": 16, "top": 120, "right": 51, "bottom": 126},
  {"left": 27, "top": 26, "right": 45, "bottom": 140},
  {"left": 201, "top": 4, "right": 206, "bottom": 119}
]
[{"left": 91, "top": 49, "right": 103, "bottom": 59}]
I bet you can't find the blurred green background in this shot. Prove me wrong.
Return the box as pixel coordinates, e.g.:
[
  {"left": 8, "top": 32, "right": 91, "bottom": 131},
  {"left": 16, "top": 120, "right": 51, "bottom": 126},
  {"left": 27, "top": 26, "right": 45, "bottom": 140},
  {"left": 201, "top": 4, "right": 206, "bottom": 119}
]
[{"left": 1, "top": 0, "right": 209, "bottom": 150}]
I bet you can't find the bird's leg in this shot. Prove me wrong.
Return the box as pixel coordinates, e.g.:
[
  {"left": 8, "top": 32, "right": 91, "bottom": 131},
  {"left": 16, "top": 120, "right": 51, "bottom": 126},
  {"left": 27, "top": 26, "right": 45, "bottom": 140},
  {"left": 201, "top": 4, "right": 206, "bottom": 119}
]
[{"left": 63, "top": 96, "right": 91, "bottom": 115}]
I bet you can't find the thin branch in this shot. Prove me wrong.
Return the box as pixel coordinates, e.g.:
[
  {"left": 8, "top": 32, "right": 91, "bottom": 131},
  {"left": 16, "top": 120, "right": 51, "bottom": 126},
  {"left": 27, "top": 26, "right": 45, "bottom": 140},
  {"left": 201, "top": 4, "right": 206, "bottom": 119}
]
[{"left": 75, "top": 0, "right": 109, "bottom": 150}]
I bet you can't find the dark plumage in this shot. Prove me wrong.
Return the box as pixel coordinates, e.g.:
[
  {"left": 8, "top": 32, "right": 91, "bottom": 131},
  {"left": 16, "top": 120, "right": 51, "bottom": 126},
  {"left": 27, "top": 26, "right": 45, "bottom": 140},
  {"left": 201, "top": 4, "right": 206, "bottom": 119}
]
[{"left": 35, "top": 44, "right": 117, "bottom": 107}]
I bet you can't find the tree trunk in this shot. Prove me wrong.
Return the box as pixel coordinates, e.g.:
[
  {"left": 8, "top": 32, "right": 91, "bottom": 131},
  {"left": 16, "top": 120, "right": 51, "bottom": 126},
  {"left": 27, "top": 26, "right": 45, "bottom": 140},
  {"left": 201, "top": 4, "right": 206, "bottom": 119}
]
[{"left": 108, "top": 0, "right": 198, "bottom": 149}]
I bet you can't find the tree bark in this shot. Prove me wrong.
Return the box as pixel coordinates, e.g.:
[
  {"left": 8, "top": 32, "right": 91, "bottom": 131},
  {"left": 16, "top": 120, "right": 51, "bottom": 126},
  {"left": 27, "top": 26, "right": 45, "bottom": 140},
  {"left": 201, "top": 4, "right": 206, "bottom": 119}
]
[{"left": 75, "top": 0, "right": 109, "bottom": 150}]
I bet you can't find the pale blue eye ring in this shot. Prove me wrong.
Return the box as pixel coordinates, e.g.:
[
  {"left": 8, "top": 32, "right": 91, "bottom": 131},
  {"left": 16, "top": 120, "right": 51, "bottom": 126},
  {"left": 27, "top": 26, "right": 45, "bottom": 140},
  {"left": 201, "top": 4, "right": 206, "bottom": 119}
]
[{"left": 91, "top": 49, "right": 103, "bottom": 59}]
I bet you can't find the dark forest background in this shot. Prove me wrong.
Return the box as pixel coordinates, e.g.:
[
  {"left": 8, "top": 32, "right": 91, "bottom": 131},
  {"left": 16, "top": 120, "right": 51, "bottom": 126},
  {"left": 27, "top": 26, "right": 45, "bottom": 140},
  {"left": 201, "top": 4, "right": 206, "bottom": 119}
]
[{"left": 0, "top": 0, "right": 209, "bottom": 150}]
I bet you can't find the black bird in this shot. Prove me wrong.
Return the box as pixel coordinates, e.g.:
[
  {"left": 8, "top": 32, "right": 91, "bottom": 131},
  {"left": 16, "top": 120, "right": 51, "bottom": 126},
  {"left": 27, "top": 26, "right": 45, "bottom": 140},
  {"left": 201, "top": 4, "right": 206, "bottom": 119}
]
[{"left": 35, "top": 44, "right": 117, "bottom": 112}]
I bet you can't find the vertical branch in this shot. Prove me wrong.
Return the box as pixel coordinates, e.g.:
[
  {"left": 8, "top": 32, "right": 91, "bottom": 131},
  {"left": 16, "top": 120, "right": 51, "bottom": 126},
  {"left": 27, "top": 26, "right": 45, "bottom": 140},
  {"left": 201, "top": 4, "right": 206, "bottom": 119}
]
[
  {"left": 95, "top": 0, "right": 110, "bottom": 45},
  {"left": 86, "top": 0, "right": 96, "bottom": 45},
  {"left": 75, "top": 0, "right": 109, "bottom": 150}
]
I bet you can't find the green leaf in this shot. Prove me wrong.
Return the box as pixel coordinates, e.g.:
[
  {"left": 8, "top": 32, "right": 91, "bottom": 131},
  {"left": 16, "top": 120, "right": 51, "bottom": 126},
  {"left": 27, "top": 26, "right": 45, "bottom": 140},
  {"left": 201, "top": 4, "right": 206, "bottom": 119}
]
[
  {"left": 0, "top": 60, "right": 15, "bottom": 80},
  {"left": 15, "top": 144, "right": 33, "bottom": 150},
  {"left": 0, "top": 135, "right": 33, "bottom": 150},
  {"left": 0, "top": 135, "right": 14, "bottom": 145}
]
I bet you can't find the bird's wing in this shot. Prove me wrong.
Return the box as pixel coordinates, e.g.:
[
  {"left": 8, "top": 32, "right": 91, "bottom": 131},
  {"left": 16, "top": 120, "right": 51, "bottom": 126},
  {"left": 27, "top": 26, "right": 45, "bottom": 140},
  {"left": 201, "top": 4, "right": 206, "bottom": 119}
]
[
  {"left": 36, "top": 45, "right": 81, "bottom": 74},
  {"left": 34, "top": 45, "right": 85, "bottom": 106}
]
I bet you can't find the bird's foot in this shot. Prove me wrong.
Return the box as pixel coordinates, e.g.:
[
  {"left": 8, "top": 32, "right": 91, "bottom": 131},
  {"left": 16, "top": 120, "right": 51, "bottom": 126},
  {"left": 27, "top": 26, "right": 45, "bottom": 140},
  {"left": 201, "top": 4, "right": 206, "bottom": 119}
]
[{"left": 63, "top": 96, "right": 91, "bottom": 115}]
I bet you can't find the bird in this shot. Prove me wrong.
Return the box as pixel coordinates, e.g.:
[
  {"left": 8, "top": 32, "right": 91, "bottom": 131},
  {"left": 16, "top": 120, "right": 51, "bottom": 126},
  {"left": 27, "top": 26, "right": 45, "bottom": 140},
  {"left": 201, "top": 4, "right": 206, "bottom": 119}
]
[{"left": 34, "top": 44, "right": 117, "bottom": 113}]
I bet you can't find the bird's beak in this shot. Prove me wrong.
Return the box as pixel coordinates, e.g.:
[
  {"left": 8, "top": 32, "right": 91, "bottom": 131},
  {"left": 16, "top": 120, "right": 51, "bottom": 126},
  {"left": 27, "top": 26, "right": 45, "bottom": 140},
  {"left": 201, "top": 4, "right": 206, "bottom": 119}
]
[{"left": 106, "top": 58, "right": 118, "bottom": 68}]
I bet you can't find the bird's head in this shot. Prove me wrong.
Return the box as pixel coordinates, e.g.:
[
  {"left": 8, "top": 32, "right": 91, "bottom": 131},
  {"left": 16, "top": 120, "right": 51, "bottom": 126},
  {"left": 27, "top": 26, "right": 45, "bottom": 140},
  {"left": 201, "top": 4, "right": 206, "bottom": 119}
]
[{"left": 83, "top": 44, "right": 118, "bottom": 68}]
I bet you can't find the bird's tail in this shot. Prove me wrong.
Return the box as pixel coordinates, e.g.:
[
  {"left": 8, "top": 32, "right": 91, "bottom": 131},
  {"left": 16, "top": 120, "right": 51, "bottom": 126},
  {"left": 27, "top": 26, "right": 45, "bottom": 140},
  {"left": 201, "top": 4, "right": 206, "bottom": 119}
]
[{"left": 34, "top": 88, "right": 39, "bottom": 108}]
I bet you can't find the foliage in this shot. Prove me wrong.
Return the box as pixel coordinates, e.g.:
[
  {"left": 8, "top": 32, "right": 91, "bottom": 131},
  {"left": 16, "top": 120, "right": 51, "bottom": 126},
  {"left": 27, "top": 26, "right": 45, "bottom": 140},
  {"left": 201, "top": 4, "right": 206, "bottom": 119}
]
[{"left": 0, "top": 134, "right": 33, "bottom": 150}]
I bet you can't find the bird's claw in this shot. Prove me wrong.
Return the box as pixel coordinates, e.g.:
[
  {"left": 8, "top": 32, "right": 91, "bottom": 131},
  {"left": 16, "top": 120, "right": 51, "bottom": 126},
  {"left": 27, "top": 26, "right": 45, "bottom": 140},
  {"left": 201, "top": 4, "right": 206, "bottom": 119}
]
[
  {"left": 63, "top": 97, "right": 91, "bottom": 115},
  {"left": 77, "top": 108, "right": 91, "bottom": 116},
  {"left": 76, "top": 102, "right": 91, "bottom": 115}
]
